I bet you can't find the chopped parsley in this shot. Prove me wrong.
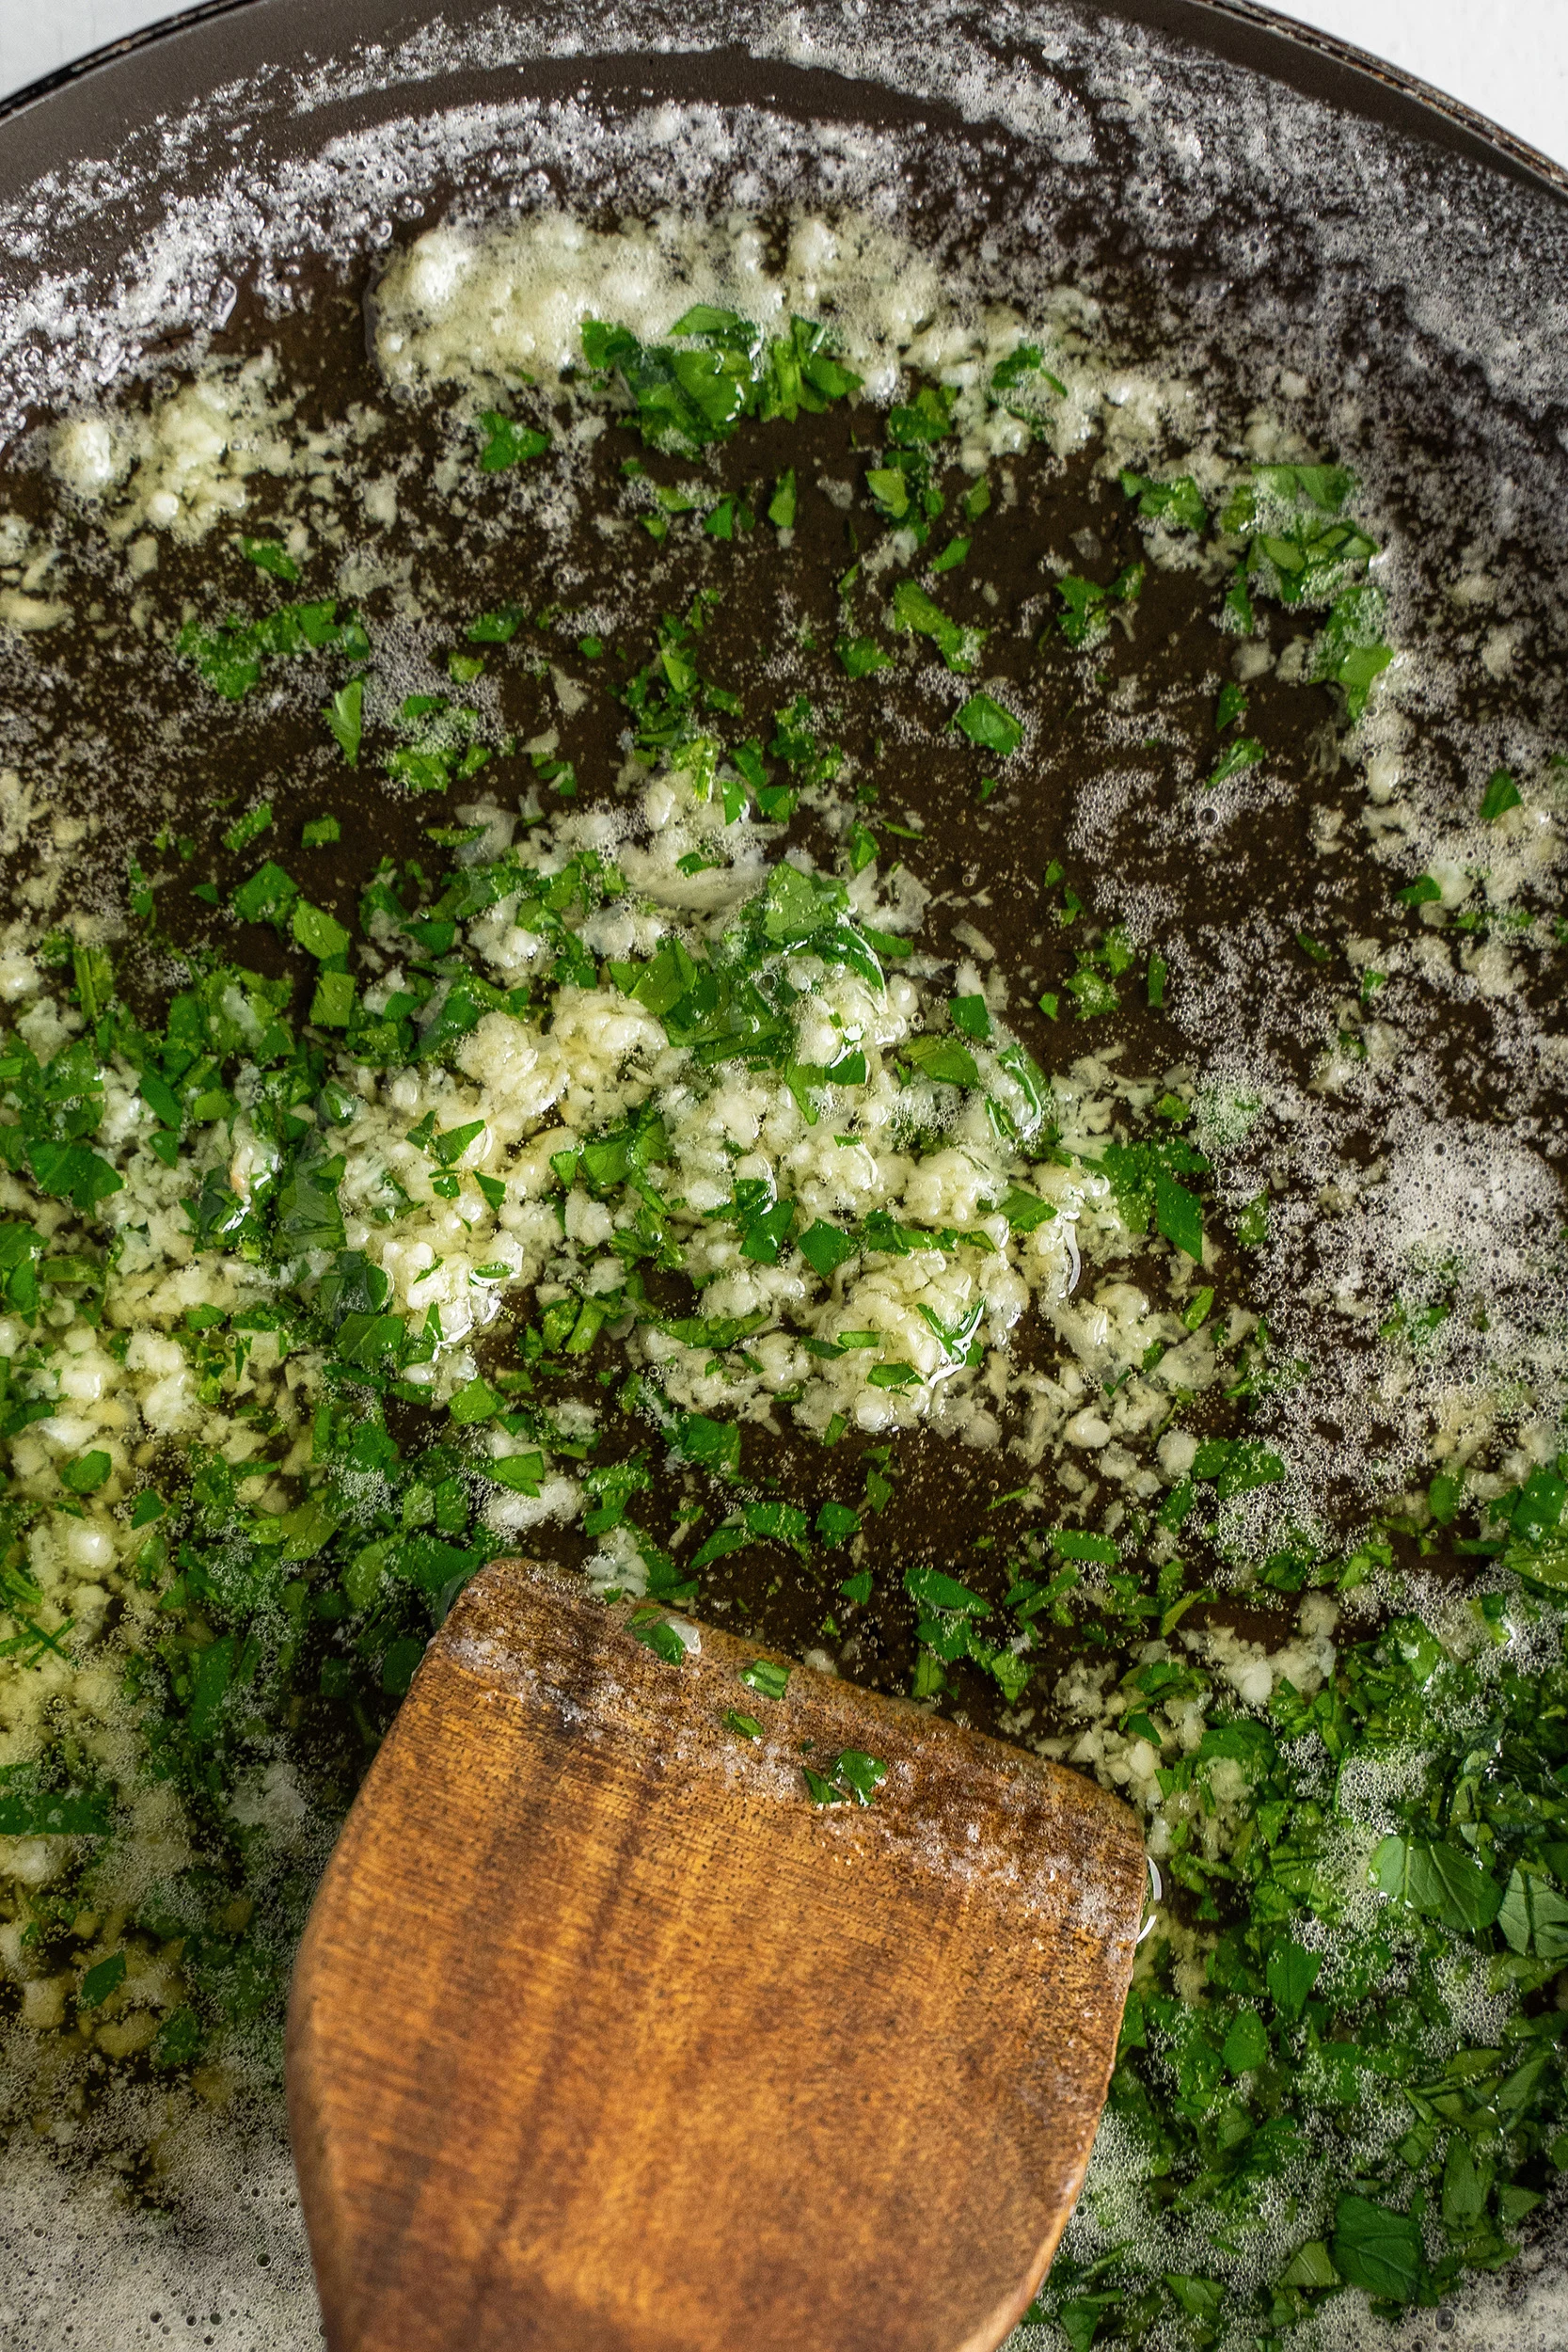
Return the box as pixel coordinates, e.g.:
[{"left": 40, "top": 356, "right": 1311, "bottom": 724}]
[{"left": 952, "top": 690, "right": 1023, "bottom": 755}]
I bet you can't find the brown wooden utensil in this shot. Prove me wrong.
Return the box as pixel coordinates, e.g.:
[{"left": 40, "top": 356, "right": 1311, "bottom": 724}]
[{"left": 285, "top": 1559, "right": 1148, "bottom": 2352}]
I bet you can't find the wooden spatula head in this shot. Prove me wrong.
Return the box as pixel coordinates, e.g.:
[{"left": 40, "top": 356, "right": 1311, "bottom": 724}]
[{"left": 286, "top": 1560, "right": 1147, "bottom": 2352}]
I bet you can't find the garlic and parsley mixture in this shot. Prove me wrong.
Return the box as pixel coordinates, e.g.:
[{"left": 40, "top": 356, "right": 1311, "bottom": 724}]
[{"left": 2, "top": 209, "right": 1568, "bottom": 2350}]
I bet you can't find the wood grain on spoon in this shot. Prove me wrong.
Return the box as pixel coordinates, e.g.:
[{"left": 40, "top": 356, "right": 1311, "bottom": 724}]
[{"left": 285, "top": 1559, "right": 1148, "bottom": 2352}]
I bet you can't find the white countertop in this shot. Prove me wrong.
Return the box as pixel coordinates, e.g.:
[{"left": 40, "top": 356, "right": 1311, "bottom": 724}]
[{"left": 0, "top": 1, "right": 1564, "bottom": 168}]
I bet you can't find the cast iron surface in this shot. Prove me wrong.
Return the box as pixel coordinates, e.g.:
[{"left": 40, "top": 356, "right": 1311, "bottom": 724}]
[{"left": 0, "top": 0, "right": 1565, "bottom": 2341}]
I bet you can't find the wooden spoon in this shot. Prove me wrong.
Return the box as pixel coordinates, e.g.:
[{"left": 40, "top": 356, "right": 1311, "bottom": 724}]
[{"left": 285, "top": 1558, "right": 1148, "bottom": 2352}]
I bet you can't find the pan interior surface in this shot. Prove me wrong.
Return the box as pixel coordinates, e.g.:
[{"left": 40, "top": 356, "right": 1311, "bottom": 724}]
[{"left": 0, "top": 7, "right": 1566, "bottom": 2351}]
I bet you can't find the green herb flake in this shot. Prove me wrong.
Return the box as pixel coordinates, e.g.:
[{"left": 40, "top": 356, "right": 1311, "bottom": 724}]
[
  {"left": 1497, "top": 1867, "right": 1568, "bottom": 1959},
  {"left": 837, "top": 635, "right": 893, "bottom": 678},
  {"left": 627, "top": 1614, "right": 689, "bottom": 1666},
  {"left": 1235, "top": 1191, "right": 1270, "bottom": 1248},
  {"left": 487, "top": 1454, "right": 546, "bottom": 1496},
  {"left": 79, "top": 1951, "right": 127, "bottom": 2009},
  {"left": 832, "top": 1749, "right": 887, "bottom": 1805},
  {"left": 903, "top": 1034, "right": 981, "bottom": 1090},
  {"left": 1330, "top": 2195, "right": 1423, "bottom": 2305},
  {"left": 292, "top": 900, "right": 351, "bottom": 961},
  {"left": 1054, "top": 565, "right": 1141, "bottom": 647},
  {"left": 1370, "top": 1834, "right": 1504, "bottom": 1933},
  {"left": 891, "top": 580, "right": 986, "bottom": 675},
  {"left": 797, "top": 1221, "right": 858, "bottom": 1280},
  {"left": 1154, "top": 1171, "right": 1204, "bottom": 1263},
  {"left": 990, "top": 343, "right": 1067, "bottom": 416},
  {"left": 1265, "top": 1938, "right": 1323, "bottom": 2022},
  {"left": 1066, "top": 965, "right": 1118, "bottom": 1021},
  {"left": 446, "top": 1376, "right": 504, "bottom": 1426},
  {"left": 324, "top": 679, "right": 363, "bottom": 768},
  {"left": 1205, "top": 737, "right": 1266, "bottom": 790},
  {"left": 309, "top": 970, "right": 357, "bottom": 1029},
  {"left": 948, "top": 993, "right": 991, "bottom": 1041},
  {"left": 221, "top": 802, "right": 274, "bottom": 855},
  {"left": 239, "top": 535, "right": 300, "bottom": 581},
  {"left": 61, "top": 1450, "right": 112, "bottom": 1496},
  {"left": 1222, "top": 563, "right": 1255, "bottom": 634},
  {"left": 997, "top": 1185, "right": 1055, "bottom": 1234},
  {"left": 1119, "top": 469, "right": 1208, "bottom": 533},
  {"left": 905, "top": 1564, "right": 990, "bottom": 1616},
  {"left": 477, "top": 411, "right": 551, "bottom": 471},
  {"left": 467, "top": 607, "right": 525, "bottom": 644},
  {"left": 951, "top": 691, "right": 1023, "bottom": 756},
  {"left": 1050, "top": 1528, "right": 1118, "bottom": 1566},
  {"left": 1480, "top": 767, "right": 1523, "bottom": 822},
  {"left": 846, "top": 822, "right": 879, "bottom": 874}
]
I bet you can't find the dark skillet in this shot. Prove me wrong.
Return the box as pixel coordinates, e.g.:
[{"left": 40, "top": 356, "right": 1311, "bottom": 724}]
[
  {"left": 0, "top": 0, "right": 1564, "bottom": 2340},
  {"left": 0, "top": 0, "right": 1563, "bottom": 1701}
]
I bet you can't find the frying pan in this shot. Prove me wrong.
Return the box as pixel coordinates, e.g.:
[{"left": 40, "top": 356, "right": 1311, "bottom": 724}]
[{"left": 0, "top": 4, "right": 1565, "bottom": 2348}]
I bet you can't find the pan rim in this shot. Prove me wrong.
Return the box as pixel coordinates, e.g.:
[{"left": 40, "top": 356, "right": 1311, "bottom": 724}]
[{"left": 0, "top": 0, "right": 1564, "bottom": 212}]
